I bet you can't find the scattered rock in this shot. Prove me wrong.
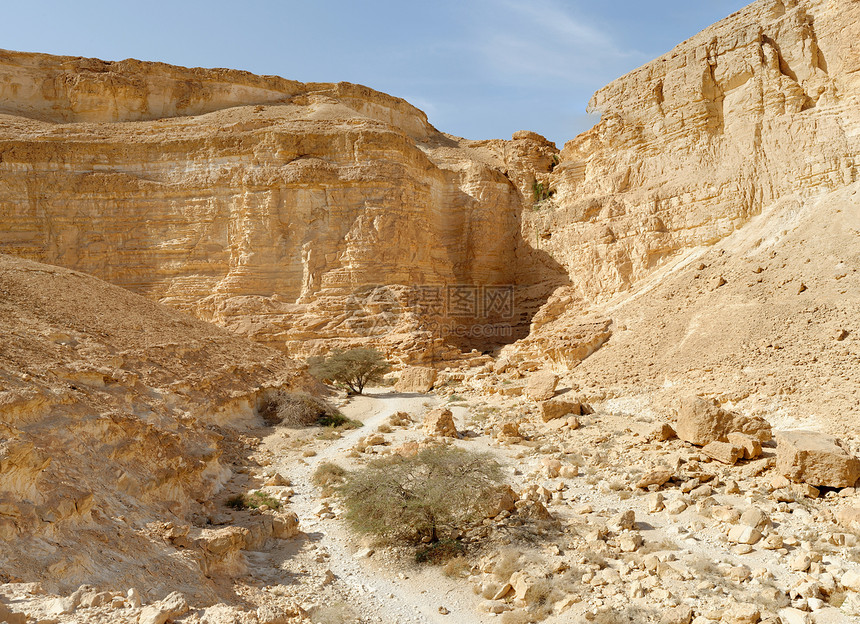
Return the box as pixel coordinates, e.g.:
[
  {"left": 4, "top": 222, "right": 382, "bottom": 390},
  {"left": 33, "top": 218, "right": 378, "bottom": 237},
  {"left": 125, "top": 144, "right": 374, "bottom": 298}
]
[
  {"left": 702, "top": 441, "right": 744, "bottom": 465},
  {"left": 525, "top": 371, "right": 559, "bottom": 401},
  {"left": 540, "top": 398, "right": 580, "bottom": 422},
  {"left": 727, "top": 433, "right": 762, "bottom": 460},
  {"left": 139, "top": 592, "right": 188, "bottom": 624},
  {"left": 776, "top": 431, "right": 860, "bottom": 488},
  {"left": 675, "top": 396, "right": 772, "bottom": 446},
  {"left": 423, "top": 408, "right": 459, "bottom": 437},
  {"left": 637, "top": 467, "right": 674, "bottom": 489}
]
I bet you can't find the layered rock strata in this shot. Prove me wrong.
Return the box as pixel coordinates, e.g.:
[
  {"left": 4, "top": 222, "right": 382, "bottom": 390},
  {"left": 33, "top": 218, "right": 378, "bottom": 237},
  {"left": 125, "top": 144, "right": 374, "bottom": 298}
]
[
  {"left": 0, "top": 50, "right": 563, "bottom": 361},
  {"left": 0, "top": 254, "right": 306, "bottom": 600}
]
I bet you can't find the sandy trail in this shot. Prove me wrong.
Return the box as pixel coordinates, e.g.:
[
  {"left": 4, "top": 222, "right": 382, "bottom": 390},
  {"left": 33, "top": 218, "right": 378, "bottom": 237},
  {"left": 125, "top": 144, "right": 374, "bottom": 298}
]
[{"left": 267, "top": 390, "right": 491, "bottom": 624}]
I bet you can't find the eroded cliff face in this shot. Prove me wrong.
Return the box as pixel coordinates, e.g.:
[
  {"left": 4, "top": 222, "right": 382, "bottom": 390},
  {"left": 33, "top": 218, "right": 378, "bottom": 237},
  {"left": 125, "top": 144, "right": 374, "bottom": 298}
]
[
  {"left": 0, "top": 50, "right": 562, "bottom": 362},
  {"left": 514, "top": 0, "right": 860, "bottom": 361},
  {"left": 499, "top": 0, "right": 860, "bottom": 431},
  {"left": 527, "top": 0, "right": 857, "bottom": 300},
  {"left": 0, "top": 254, "right": 307, "bottom": 600}
]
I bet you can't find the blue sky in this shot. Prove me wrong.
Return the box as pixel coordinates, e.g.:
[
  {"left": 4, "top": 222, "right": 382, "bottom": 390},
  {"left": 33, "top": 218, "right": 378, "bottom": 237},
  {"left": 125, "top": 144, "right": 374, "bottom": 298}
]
[{"left": 1, "top": 1, "right": 750, "bottom": 145}]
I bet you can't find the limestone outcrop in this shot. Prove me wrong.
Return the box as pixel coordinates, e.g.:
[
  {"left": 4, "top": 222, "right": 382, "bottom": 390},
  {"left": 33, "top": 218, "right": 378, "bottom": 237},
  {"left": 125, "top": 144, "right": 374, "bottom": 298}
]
[
  {"left": 0, "top": 254, "right": 306, "bottom": 600},
  {"left": 0, "top": 50, "right": 562, "bottom": 363}
]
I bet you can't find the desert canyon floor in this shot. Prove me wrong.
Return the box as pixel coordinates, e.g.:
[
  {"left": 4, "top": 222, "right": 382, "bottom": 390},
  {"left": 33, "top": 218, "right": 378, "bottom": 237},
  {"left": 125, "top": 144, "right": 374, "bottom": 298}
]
[{"left": 2, "top": 0, "right": 860, "bottom": 622}]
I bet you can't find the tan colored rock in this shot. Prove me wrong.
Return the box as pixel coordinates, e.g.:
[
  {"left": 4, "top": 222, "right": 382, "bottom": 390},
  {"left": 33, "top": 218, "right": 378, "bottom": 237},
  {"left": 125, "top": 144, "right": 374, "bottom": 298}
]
[
  {"left": 702, "top": 441, "right": 744, "bottom": 465},
  {"left": 842, "top": 570, "right": 860, "bottom": 593},
  {"left": 776, "top": 431, "right": 860, "bottom": 488},
  {"left": 423, "top": 408, "right": 458, "bottom": 437},
  {"left": 637, "top": 467, "right": 674, "bottom": 489},
  {"left": 727, "top": 433, "right": 763, "bottom": 460},
  {"left": 394, "top": 367, "right": 437, "bottom": 393},
  {"left": 139, "top": 592, "right": 188, "bottom": 624},
  {"left": 539, "top": 398, "right": 580, "bottom": 422},
  {"left": 0, "top": 256, "right": 307, "bottom": 596},
  {"left": 675, "top": 396, "right": 772, "bottom": 446},
  {"left": 722, "top": 603, "right": 760, "bottom": 624},
  {"left": 728, "top": 525, "right": 761, "bottom": 545},
  {"left": 525, "top": 371, "right": 559, "bottom": 401},
  {"left": 837, "top": 507, "right": 860, "bottom": 531}
]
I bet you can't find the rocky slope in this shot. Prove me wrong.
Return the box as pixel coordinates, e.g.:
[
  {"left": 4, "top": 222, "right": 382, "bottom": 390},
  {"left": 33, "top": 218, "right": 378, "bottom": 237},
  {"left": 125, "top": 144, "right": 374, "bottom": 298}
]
[
  {"left": 505, "top": 0, "right": 860, "bottom": 433},
  {"left": 0, "top": 254, "right": 306, "bottom": 602},
  {"left": 0, "top": 50, "right": 564, "bottom": 362}
]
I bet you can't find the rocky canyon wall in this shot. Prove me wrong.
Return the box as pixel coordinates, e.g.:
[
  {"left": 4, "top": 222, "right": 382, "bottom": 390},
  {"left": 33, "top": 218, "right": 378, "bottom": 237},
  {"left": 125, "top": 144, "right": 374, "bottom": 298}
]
[
  {"left": 525, "top": 0, "right": 859, "bottom": 308},
  {"left": 0, "top": 51, "right": 562, "bottom": 362}
]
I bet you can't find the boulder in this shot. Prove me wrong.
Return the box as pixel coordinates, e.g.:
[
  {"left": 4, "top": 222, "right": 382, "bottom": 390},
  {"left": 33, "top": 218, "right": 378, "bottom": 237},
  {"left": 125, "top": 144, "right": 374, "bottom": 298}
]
[
  {"left": 702, "top": 441, "right": 744, "bottom": 465},
  {"left": 776, "top": 431, "right": 860, "bottom": 488},
  {"left": 727, "top": 432, "right": 762, "bottom": 460},
  {"left": 423, "top": 408, "right": 458, "bottom": 437},
  {"left": 675, "top": 396, "right": 771, "bottom": 446},
  {"left": 394, "top": 367, "right": 437, "bottom": 393},
  {"left": 540, "top": 398, "right": 580, "bottom": 422},
  {"left": 636, "top": 467, "right": 674, "bottom": 489},
  {"left": 272, "top": 512, "right": 300, "bottom": 539},
  {"left": 722, "top": 603, "right": 761, "bottom": 624},
  {"left": 139, "top": 592, "right": 188, "bottom": 624},
  {"left": 525, "top": 372, "right": 558, "bottom": 401}
]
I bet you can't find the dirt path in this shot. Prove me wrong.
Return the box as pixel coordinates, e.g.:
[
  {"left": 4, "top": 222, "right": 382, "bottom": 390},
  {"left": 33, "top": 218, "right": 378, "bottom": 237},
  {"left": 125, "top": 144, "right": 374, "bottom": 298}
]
[{"left": 265, "top": 391, "right": 492, "bottom": 624}]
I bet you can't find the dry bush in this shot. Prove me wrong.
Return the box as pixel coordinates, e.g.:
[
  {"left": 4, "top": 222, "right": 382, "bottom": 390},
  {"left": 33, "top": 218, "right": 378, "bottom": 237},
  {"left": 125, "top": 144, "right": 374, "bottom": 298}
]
[
  {"left": 338, "top": 445, "right": 504, "bottom": 546},
  {"left": 312, "top": 462, "right": 347, "bottom": 497},
  {"left": 261, "top": 392, "right": 357, "bottom": 429},
  {"left": 442, "top": 556, "right": 472, "bottom": 578},
  {"left": 388, "top": 411, "right": 412, "bottom": 427}
]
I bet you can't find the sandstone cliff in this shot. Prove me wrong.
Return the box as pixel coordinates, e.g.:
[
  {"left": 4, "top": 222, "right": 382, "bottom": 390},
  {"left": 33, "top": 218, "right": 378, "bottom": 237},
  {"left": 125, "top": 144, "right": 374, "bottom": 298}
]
[
  {"left": 0, "top": 254, "right": 306, "bottom": 600},
  {"left": 506, "top": 0, "right": 860, "bottom": 433},
  {"left": 0, "top": 50, "right": 563, "bottom": 362},
  {"left": 528, "top": 0, "right": 858, "bottom": 304}
]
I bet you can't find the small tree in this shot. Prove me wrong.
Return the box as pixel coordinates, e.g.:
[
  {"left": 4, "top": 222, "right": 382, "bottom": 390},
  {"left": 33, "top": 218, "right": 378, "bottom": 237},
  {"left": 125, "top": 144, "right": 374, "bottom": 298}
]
[
  {"left": 308, "top": 347, "right": 391, "bottom": 395},
  {"left": 337, "top": 446, "right": 504, "bottom": 544}
]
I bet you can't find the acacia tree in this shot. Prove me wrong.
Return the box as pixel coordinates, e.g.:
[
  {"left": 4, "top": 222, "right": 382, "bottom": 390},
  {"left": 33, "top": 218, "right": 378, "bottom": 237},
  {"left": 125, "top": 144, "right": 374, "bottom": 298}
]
[
  {"left": 308, "top": 347, "right": 391, "bottom": 394},
  {"left": 337, "top": 446, "right": 504, "bottom": 544}
]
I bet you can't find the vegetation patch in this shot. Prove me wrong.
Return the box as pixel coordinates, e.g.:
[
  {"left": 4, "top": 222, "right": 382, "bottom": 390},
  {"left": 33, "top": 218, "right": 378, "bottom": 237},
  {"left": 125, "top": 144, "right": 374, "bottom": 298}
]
[
  {"left": 308, "top": 347, "right": 392, "bottom": 395},
  {"left": 337, "top": 445, "right": 504, "bottom": 548},
  {"left": 261, "top": 391, "right": 357, "bottom": 429},
  {"left": 225, "top": 490, "right": 281, "bottom": 510}
]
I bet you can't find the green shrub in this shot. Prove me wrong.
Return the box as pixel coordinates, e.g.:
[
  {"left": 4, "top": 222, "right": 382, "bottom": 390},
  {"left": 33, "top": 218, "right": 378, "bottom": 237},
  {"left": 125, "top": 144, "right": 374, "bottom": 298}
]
[
  {"left": 337, "top": 445, "right": 503, "bottom": 545},
  {"left": 308, "top": 347, "right": 392, "bottom": 395}
]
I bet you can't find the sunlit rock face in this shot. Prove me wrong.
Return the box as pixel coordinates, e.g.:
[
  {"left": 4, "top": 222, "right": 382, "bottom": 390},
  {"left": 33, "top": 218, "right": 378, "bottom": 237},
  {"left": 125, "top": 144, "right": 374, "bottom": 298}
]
[
  {"left": 529, "top": 0, "right": 860, "bottom": 306},
  {"left": 0, "top": 50, "right": 563, "bottom": 362}
]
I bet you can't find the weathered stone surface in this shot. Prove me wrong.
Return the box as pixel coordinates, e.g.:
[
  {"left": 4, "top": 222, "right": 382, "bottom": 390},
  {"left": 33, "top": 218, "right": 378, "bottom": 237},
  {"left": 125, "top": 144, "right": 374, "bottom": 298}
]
[
  {"left": 423, "top": 408, "right": 458, "bottom": 437},
  {"left": 728, "top": 525, "right": 762, "bottom": 545},
  {"left": 702, "top": 441, "right": 744, "bottom": 465},
  {"left": 0, "top": 255, "right": 306, "bottom": 597},
  {"left": 525, "top": 372, "right": 559, "bottom": 401},
  {"left": 0, "top": 51, "right": 562, "bottom": 362},
  {"left": 139, "top": 592, "right": 189, "bottom": 624},
  {"left": 675, "top": 396, "right": 772, "bottom": 446},
  {"left": 727, "top": 432, "right": 763, "bottom": 460},
  {"left": 637, "top": 468, "right": 674, "bottom": 489},
  {"left": 776, "top": 431, "right": 860, "bottom": 488},
  {"left": 394, "top": 367, "right": 438, "bottom": 393},
  {"left": 539, "top": 398, "right": 580, "bottom": 422}
]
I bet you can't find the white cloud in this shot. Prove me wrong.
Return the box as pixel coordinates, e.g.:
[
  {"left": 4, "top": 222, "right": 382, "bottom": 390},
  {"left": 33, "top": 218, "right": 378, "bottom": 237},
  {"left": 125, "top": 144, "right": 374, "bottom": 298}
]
[{"left": 471, "top": 0, "right": 648, "bottom": 87}]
